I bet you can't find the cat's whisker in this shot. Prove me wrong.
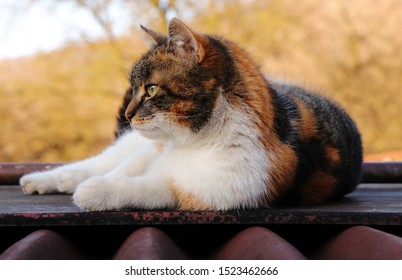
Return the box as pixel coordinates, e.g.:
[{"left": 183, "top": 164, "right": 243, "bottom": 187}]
[
  {"left": 151, "top": 111, "right": 209, "bottom": 120},
  {"left": 117, "top": 65, "right": 131, "bottom": 80},
  {"left": 149, "top": 118, "right": 189, "bottom": 143}
]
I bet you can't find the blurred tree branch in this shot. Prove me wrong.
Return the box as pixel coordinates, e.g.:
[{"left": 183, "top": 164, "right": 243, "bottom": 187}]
[
  {"left": 74, "top": 0, "right": 115, "bottom": 40},
  {"left": 24, "top": 0, "right": 206, "bottom": 39}
]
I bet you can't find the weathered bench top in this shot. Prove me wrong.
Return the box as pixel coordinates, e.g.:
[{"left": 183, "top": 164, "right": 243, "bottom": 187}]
[
  {"left": 0, "top": 163, "right": 401, "bottom": 227},
  {"left": 1, "top": 185, "right": 401, "bottom": 227}
]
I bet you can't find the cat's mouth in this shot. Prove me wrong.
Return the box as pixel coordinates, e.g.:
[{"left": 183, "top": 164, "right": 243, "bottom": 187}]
[
  {"left": 132, "top": 122, "right": 165, "bottom": 140},
  {"left": 131, "top": 120, "right": 154, "bottom": 131},
  {"left": 131, "top": 116, "right": 162, "bottom": 134},
  {"left": 131, "top": 113, "right": 153, "bottom": 126}
]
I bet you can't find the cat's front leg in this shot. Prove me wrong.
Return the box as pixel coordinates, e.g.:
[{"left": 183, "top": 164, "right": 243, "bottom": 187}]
[
  {"left": 20, "top": 170, "right": 62, "bottom": 195},
  {"left": 73, "top": 175, "right": 175, "bottom": 211},
  {"left": 105, "top": 140, "right": 164, "bottom": 177},
  {"left": 20, "top": 163, "right": 104, "bottom": 195},
  {"left": 20, "top": 131, "right": 150, "bottom": 195}
]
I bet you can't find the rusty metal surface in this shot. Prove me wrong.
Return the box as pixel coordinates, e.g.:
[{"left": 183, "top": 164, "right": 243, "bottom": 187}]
[
  {"left": 214, "top": 226, "right": 306, "bottom": 259},
  {"left": 113, "top": 227, "right": 188, "bottom": 259},
  {"left": 1, "top": 184, "right": 402, "bottom": 226},
  {"left": 311, "top": 226, "right": 402, "bottom": 259},
  {"left": 2, "top": 226, "right": 402, "bottom": 259},
  {"left": 1, "top": 162, "right": 402, "bottom": 185},
  {"left": 0, "top": 229, "right": 83, "bottom": 260}
]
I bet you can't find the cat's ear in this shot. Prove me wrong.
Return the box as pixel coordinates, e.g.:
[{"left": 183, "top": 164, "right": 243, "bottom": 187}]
[
  {"left": 168, "top": 18, "right": 205, "bottom": 63},
  {"left": 140, "top": 25, "right": 167, "bottom": 45}
]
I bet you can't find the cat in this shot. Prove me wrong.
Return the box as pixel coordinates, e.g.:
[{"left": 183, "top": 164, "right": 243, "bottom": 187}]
[{"left": 20, "top": 18, "right": 363, "bottom": 211}]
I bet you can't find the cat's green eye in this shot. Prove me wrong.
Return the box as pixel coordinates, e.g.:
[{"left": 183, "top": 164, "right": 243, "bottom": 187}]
[{"left": 145, "top": 84, "right": 158, "bottom": 98}]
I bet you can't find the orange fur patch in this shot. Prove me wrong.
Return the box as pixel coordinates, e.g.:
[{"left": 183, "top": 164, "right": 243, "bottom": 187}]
[
  {"left": 226, "top": 40, "right": 274, "bottom": 128},
  {"left": 268, "top": 144, "right": 298, "bottom": 199},
  {"left": 203, "top": 78, "right": 217, "bottom": 91},
  {"left": 257, "top": 141, "right": 298, "bottom": 207},
  {"left": 296, "top": 100, "right": 318, "bottom": 139},
  {"left": 171, "top": 100, "right": 195, "bottom": 126},
  {"left": 326, "top": 147, "right": 341, "bottom": 163},
  {"left": 167, "top": 178, "right": 209, "bottom": 210},
  {"left": 300, "top": 170, "right": 337, "bottom": 205}
]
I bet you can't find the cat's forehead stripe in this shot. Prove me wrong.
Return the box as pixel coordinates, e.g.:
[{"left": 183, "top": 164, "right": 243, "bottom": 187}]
[{"left": 130, "top": 47, "right": 178, "bottom": 86}]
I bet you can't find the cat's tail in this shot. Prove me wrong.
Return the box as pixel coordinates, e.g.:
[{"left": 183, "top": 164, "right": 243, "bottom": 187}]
[{"left": 115, "top": 87, "right": 132, "bottom": 138}]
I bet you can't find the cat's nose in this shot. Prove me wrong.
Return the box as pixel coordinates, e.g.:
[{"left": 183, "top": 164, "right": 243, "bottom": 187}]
[
  {"left": 125, "top": 110, "right": 134, "bottom": 121},
  {"left": 125, "top": 100, "right": 137, "bottom": 121}
]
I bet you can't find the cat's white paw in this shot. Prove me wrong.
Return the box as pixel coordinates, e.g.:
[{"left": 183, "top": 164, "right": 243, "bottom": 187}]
[
  {"left": 20, "top": 173, "right": 59, "bottom": 195},
  {"left": 56, "top": 169, "right": 93, "bottom": 194},
  {"left": 73, "top": 176, "right": 122, "bottom": 211}
]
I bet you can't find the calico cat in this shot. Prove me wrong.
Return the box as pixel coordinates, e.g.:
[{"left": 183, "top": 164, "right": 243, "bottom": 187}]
[{"left": 20, "top": 18, "right": 363, "bottom": 211}]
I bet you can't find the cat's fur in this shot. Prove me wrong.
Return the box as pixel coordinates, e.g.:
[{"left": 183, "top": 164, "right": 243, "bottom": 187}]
[{"left": 20, "top": 18, "right": 363, "bottom": 211}]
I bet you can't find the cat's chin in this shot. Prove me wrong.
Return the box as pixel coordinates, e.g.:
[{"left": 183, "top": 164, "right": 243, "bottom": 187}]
[
  {"left": 135, "top": 128, "right": 166, "bottom": 141},
  {"left": 133, "top": 122, "right": 177, "bottom": 141}
]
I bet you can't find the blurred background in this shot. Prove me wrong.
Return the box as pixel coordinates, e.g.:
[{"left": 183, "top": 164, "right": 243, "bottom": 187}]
[{"left": 1, "top": 0, "right": 401, "bottom": 162}]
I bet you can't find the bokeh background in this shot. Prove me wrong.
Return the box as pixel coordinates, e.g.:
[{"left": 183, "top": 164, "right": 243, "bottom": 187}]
[{"left": 1, "top": 0, "right": 401, "bottom": 162}]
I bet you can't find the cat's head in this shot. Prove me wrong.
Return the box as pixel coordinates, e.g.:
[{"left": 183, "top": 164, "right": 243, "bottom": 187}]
[{"left": 126, "top": 18, "right": 238, "bottom": 142}]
